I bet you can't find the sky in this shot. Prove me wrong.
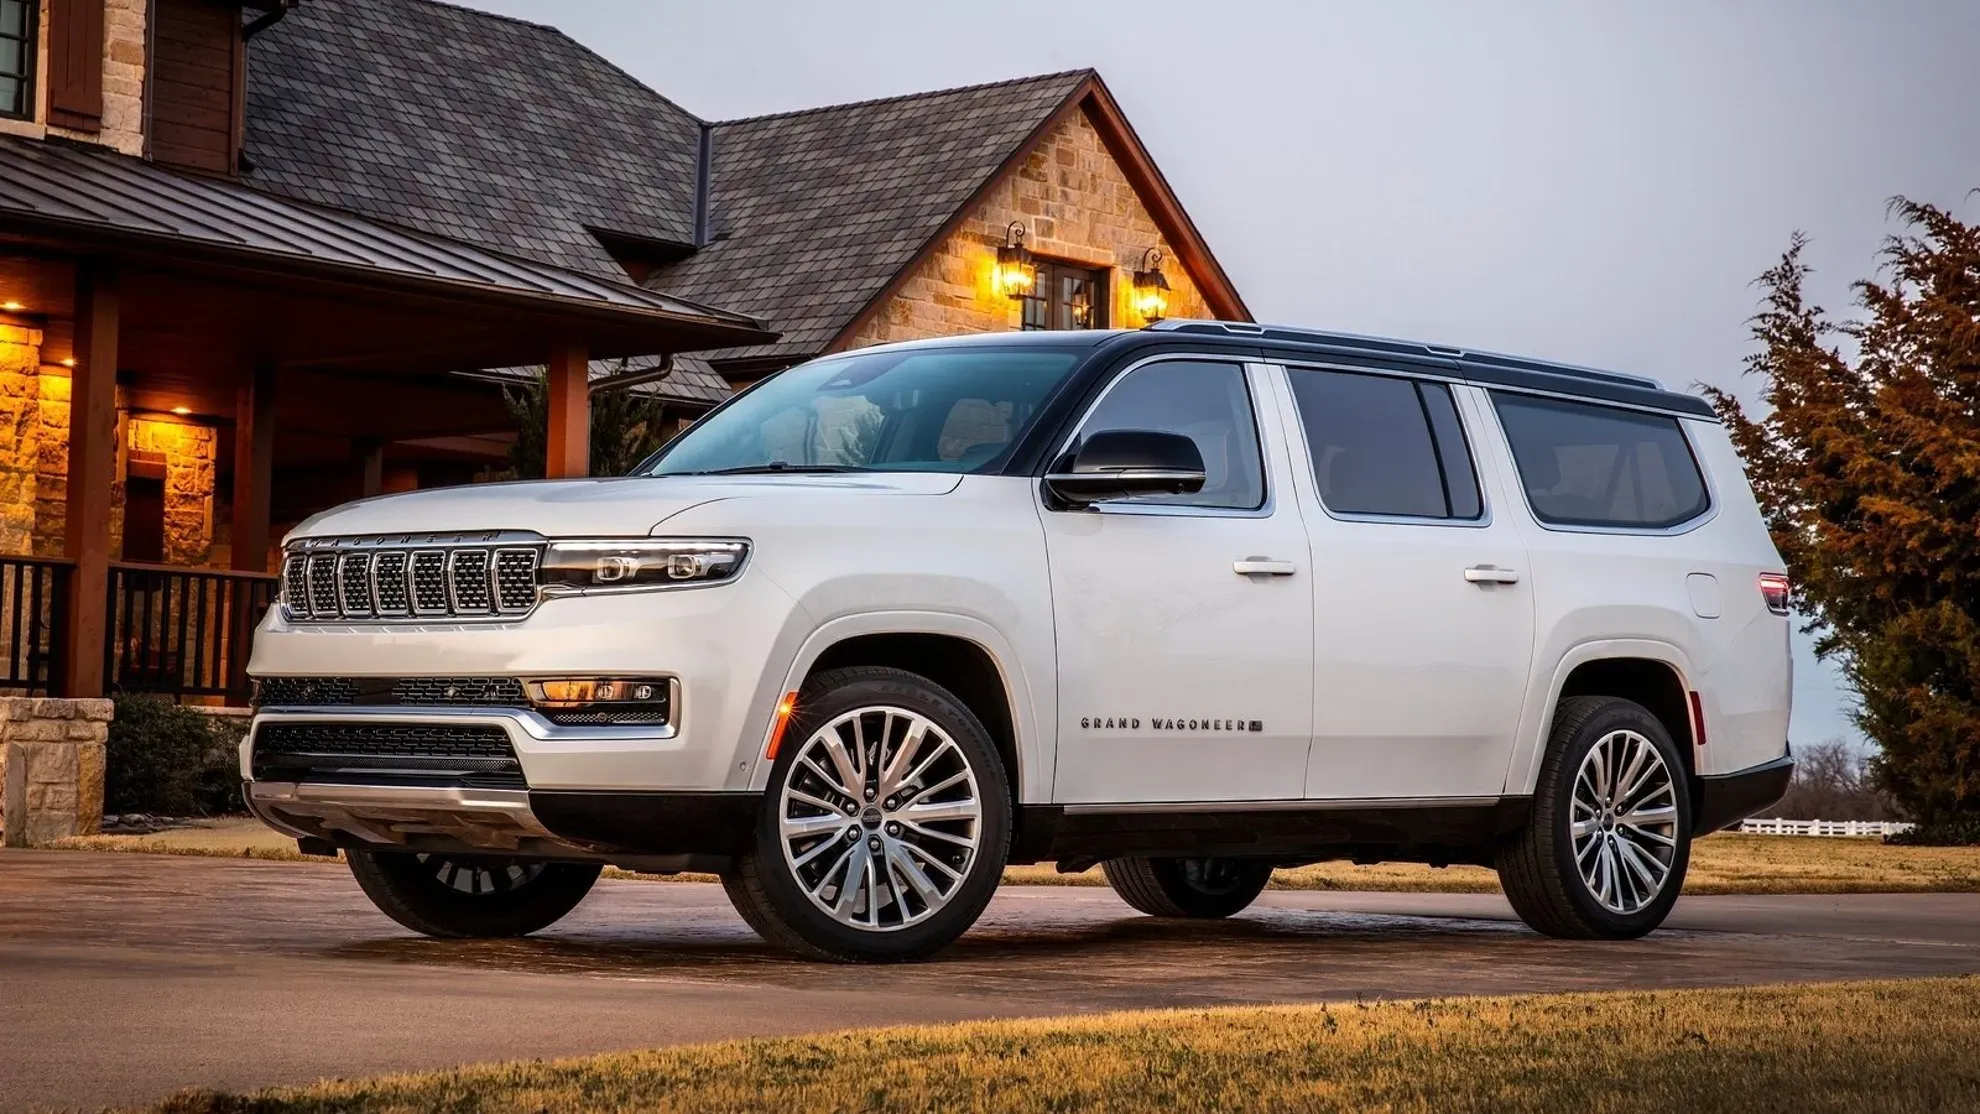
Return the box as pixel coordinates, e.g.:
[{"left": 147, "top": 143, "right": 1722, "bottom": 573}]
[{"left": 461, "top": 0, "right": 1980, "bottom": 750}]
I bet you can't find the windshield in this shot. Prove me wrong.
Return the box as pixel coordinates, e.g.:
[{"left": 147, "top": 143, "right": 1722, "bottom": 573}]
[{"left": 639, "top": 347, "right": 1084, "bottom": 476}]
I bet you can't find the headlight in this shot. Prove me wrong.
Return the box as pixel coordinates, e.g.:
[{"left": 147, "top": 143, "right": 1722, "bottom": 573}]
[{"left": 540, "top": 538, "right": 749, "bottom": 594}]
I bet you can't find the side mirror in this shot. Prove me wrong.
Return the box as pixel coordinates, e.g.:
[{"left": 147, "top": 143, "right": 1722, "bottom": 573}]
[{"left": 1044, "top": 429, "right": 1207, "bottom": 506}]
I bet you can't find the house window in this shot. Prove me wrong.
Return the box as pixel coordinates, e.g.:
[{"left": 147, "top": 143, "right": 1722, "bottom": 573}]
[
  {"left": 0, "top": 0, "right": 33, "bottom": 121},
  {"left": 1021, "top": 261, "right": 1109, "bottom": 331}
]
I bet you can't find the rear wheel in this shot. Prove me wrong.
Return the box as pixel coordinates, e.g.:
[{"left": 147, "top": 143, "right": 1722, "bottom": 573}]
[
  {"left": 1103, "top": 856, "right": 1274, "bottom": 918},
  {"left": 722, "top": 666, "right": 1011, "bottom": 962},
  {"left": 347, "top": 849, "right": 601, "bottom": 938},
  {"left": 1497, "top": 695, "right": 1692, "bottom": 939}
]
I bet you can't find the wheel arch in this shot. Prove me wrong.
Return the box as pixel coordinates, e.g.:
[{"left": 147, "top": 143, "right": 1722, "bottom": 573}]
[
  {"left": 754, "top": 612, "right": 1046, "bottom": 805},
  {"left": 1510, "top": 640, "right": 1700, "bottom": 799}
]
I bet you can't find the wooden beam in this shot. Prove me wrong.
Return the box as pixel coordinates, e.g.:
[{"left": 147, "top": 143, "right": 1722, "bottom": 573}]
[
  {"left": 62, "top": 263, "right": 118, "bottom": 699},
  {"left": 544, "top": 342, "right": 590, "bottom": 479},
  {"left": 231, "top": 362, "right": 276, "bottom": 572},
  {"left": 357, "top": 439, "right": 384, "bottom": 497}
]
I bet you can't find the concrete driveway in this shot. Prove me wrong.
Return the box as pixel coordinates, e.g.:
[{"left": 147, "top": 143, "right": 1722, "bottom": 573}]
[{"left": 4, "top": 849, "right": 1980, "bottom": 1113}]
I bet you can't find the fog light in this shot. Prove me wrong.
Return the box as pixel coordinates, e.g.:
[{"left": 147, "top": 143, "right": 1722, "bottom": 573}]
[{"left": 528, "top": 678, "right": 668, "bottom": 707}]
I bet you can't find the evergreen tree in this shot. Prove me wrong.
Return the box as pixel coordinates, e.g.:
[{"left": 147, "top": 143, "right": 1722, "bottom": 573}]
[{"left": 1706, "top": 201, "right": 1980, "bottom": 830}]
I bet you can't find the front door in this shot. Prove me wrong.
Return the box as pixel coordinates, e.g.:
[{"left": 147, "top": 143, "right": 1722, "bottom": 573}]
[
  {"left": 1043, "top": 358, "right": 1314, "bottom": 804},
  {"left": 1277, "top": 363, "right": 1536, "bottom": 799}
]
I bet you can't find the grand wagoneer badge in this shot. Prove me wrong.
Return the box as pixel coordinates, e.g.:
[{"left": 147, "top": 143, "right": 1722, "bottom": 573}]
[{"left": 1080, "top": 716, "right": 1263, "bottom": 732}]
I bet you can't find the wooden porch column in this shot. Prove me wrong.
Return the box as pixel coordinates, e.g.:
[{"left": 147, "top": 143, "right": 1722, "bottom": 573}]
[
  {"left": 62, "top": 263, "right": 119, "bottom": 698},
  {"left": 231, "top": 362, "right": 276, "bottom": 572},
  {"left": 357, "top": 439, "right": 384, "bottom": 497},
  {"left": 544, "top": 341, "right": 590, "bottom": 479}
]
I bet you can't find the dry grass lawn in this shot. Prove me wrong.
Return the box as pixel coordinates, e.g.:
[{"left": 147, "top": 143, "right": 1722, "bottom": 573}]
[
  {"left": 143, "top": 976, "right": 1980, "bottom": 1113},
  {"left": 53, "top": 822, "right": 1980, "bottom": 894}
]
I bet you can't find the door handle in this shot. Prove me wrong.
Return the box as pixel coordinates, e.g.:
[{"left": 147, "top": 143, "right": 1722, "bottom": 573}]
[
  {"left": 1233, "top": 557, "right": 1297, "bottom": 577},
  {"left": 1463, "top": 564, "right": 1520, "bottom": 584}
]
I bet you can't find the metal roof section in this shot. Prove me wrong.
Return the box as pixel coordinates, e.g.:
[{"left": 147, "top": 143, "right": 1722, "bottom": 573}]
[
  {"left": 1146, "top": 319, "right": 1712, "bottom": 419},
  {"left": 0, "top": 136, "right": 770, "bottom": 335}
]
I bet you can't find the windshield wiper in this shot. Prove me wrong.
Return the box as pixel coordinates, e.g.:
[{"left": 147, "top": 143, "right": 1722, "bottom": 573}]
[{"left": 684, "top": 463, "right": 874, "bottom": 476}]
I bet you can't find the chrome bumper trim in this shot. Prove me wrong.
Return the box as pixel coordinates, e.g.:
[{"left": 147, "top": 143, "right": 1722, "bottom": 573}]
[{"left": 249, "top": 704, "right": 678, "bottom": 743}]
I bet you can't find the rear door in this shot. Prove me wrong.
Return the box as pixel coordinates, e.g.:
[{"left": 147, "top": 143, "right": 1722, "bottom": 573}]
[{"left": 1275, "top": 361, "right": 1537, "bottom": 799}]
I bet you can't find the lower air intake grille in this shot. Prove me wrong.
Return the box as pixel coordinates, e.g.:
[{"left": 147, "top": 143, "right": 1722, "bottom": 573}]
[{"left": 251, "top": 723, "right": 524, "bottom": 787}]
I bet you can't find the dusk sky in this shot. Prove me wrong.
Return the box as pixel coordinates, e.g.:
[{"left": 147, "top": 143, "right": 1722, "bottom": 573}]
[{"left": 460, "top": 0, "right": 1980, "bottom": 749}]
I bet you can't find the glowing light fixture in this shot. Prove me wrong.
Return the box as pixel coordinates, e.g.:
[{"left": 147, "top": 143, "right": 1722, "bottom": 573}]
[
  {"left": 1132, "top": 248, "right": 1171, "bottom": 323},
  {"left": 60, "top": 358, "right": 76, "bottom": 368},
  {"left": 170, "top": 406, "right": 192, "bottom": 415},
  {"left": 0, "top": 301, "right": 22, "bottom": 312},
  {"left": 994, "top": 221, "right": 1036, "bottom": 300}
]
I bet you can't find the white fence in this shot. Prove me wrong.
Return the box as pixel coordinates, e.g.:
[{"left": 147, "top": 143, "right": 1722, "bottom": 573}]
[{"left": 1737, "top": 817, "right": 1914, "bottom": 838}]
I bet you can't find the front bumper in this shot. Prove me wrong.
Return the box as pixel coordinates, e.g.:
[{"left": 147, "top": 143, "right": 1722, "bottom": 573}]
[{"left": 245, "top": 778, "right": 760, "bottom": 869}]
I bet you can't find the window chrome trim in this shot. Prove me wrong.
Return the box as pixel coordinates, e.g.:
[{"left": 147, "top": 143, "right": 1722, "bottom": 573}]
[
  {"left": 1046, "top": 353, "right": 1277, "bottom": 520},
  {"left": 1481, "top": 390, "right": 1720, "bottom": 537},
  {"left": 1270, "top": 359, "right": 1495, "bottom": 531}
]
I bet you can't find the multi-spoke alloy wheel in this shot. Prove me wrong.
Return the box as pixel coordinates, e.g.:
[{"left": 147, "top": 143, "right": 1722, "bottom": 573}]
[
  {"left": 346, "top": 849, "right": 600, "bottom": 938},
  {"left": 1497, "top": 695, "right": 1693, "bottom": 940},
  {"left": 414, "top": 853, "right": 548, "bottom": 896},
  {"left": 724, "top": 666, "right": 1011, "bottom": 962},
  {"left": 1569, "top": 729, "right": 1679, "bottom": 915},
  {"left": 778, "top": 706, "right": 984, "bottom": 931}
]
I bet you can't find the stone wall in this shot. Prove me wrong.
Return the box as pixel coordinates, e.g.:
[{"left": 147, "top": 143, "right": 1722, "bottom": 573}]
[
  {"left": 0, "top": 323, "right": 44, "bottom": 555},
  {"left": 842, "top": 107, "right": 1217, "bottom": 349},
  {"left": 41, "top": 0, "right": 149, "bottom": 156},
  {"left": 0, "top": 696, "right": 113, "bottom": 845},
  {"left": 0, "top": 328, "right": 215, "bottom": 565},
  {"left": 128, "top": 416, "right": 217, "bottom": 565}
]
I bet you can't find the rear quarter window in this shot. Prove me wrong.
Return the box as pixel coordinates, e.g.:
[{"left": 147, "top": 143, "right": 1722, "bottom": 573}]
[{"left": 1492, "top": 393, "right": 1710, "bottom": 529}]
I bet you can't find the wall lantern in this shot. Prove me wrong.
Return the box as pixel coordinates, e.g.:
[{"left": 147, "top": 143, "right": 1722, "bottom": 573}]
[
  {"left": 1132, "top": 248, "right": 1171, "bottom": 322},
  {"left": 995, "top": 221, "right": 1036, "bottom": 300}
]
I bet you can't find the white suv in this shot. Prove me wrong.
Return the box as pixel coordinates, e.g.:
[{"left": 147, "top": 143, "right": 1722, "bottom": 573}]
[{"left": 244, "top": 321, "right": 1793, "bottom": 961}]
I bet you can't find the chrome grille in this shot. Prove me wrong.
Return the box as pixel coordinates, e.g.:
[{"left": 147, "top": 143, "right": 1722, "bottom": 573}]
[{"left": 282, "top": 535, "right": 543, "bottom": 622}]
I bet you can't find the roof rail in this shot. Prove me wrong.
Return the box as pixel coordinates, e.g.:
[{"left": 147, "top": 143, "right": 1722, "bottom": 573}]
[{"left": 1143, "top": 319, "right": 1662, "bottom": 390}]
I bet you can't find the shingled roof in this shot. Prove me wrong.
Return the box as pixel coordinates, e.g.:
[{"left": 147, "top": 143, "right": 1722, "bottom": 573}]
[
  {"left": 238, "top": 1, "right": 1239, "bottom": 402},
  {"left": 647, "top": 71, "right": 1094, "bottom": 364},
  {"left": 244, "top": 0, "right": 703, "bottom": 279}
]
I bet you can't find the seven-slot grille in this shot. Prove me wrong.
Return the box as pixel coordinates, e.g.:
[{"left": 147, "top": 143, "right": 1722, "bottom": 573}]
[{"left": 282, "top": 538, "right": 541, "bottom": 621}]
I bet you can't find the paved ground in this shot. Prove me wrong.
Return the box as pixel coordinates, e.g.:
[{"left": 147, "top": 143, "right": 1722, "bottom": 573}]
[{"left": 5, "top": 851, "right": 1980, "bottom": 1113}]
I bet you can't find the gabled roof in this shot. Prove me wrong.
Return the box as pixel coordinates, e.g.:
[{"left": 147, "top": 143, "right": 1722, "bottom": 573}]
[
  {"left": 244, "top": 0, "right": 703, "bottom": 279},
  {"left": 645, "top": 71, "right": 1094, "bottom": 363},
  {"left": 0, "top": 136, "right": 764, "bottom": 342}
]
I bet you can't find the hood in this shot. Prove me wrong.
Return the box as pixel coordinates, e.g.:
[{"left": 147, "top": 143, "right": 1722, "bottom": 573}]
[{"left": 288, "top": 473, "right": 964, "bottom": 541}]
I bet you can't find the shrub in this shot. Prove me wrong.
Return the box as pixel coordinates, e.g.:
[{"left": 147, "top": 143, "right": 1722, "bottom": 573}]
[
  {"left": 1887, "top": 814, "right": 1980, "bottom": 846},
  {"left": 104, "top": 696, "right": 245, "bottom": 817}
]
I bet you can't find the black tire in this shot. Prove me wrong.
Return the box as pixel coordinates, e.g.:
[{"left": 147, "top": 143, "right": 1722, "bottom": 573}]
[
  {"left": 722, "top": 666, "right": 1012, "bottom": 962},
  {"left": 1102, "top": 856, "right": 1274, "bottom": 918},
  {"left": 346, "top": 849, "right": 601, "bottom": 938},
  {"left": 1497, "top": 695, "right": 1693, "bottom": 939}
]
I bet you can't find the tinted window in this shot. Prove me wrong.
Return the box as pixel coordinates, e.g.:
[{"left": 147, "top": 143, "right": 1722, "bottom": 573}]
[
  {"left": 643, "top": 348, "right": 1081, "bottom": 476},
  {"left": 1076, "top": 360, "right": 1264, "bottom": 509},
  {"left": 1492, "top": 393, "right": 1709, "bottom": 528},
  {"left": 1288, "top": 369, "right": 1482, "bottom": 519}
]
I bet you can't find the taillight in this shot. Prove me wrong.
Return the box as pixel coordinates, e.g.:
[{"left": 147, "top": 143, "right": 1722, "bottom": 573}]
[{"left": 1758, "top": 572, "right": 1791, "bottom": 615}]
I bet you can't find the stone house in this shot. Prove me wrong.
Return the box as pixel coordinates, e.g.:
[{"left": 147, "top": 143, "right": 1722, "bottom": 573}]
[{"left": 0, "top": 0, "right": 1248, "bottom": 715}]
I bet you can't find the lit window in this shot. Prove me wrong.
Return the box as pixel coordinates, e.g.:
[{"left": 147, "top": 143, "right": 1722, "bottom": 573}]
[
  {"left": 1021, "top": 261, "right": 1109, "bottom": 331},
  {"left": 0, "top": 0, "right": 33, "bottom": 122}
]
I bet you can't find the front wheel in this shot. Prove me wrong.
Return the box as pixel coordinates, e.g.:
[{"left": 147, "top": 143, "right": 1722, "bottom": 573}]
[
  {"left": 722, "top": 666, "right": 1011, "bottom": 962},
  {"left": 1103, "top": 856, "right": 1273, "bottom": 918},
  {"left": 1497, "top": 695, "right": 1692, "bottom": 939},
  {"left": 346, "top": 849, "right": 601, "bottom": 938}
]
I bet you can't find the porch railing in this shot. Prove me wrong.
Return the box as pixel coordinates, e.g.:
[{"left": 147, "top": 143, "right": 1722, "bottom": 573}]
[
  {"left": 106, "top": 562, "right": 278, "bottom": 703},
  {"left": 0, "top": 556, "right": 74, "bottom": 694}
]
